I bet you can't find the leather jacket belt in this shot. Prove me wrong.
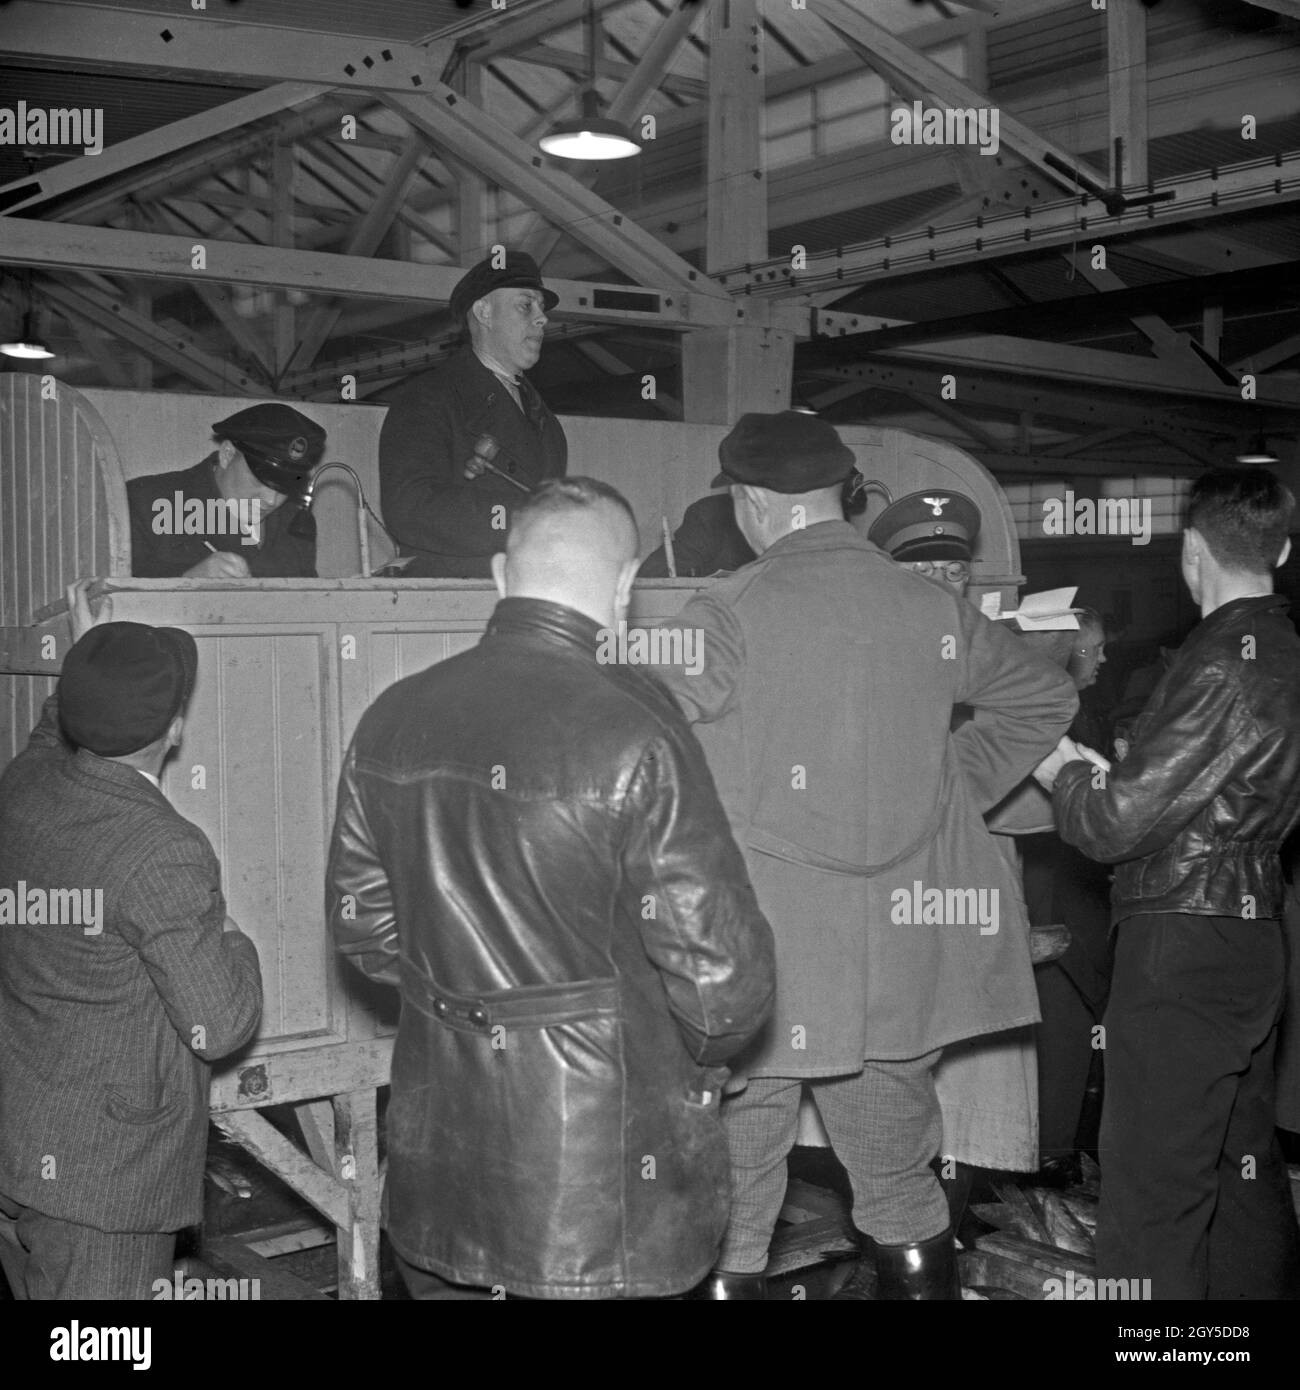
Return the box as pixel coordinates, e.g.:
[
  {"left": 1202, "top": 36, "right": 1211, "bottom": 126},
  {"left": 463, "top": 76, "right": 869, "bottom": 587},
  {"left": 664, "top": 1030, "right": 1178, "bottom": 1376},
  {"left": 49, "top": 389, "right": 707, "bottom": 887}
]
[{"left": 408, "top": 971, "right": 620, "bottom": 1033}]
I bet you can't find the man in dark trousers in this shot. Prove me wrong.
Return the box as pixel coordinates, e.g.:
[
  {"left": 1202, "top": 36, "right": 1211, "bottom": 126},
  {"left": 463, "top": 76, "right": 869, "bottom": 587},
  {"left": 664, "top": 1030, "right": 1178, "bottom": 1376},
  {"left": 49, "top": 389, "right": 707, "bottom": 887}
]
[
  {"left": 127, "top": 403, "right": 325, "bottom": 578},
  {"left": 1039, "top": 466, "right": 1300, "bottom": 1299},
  {"left": 657, "top": 412, "right": 1076, "bottom": 1299},
  {"left": 0, "top": 589, "right": 262, "bottom": 1299},
  {"left": 379, "top": 251, "right": 568, "bottom": 577},
  {"left": 328, "top": 478, "right": 774, "bottom": 1299}
]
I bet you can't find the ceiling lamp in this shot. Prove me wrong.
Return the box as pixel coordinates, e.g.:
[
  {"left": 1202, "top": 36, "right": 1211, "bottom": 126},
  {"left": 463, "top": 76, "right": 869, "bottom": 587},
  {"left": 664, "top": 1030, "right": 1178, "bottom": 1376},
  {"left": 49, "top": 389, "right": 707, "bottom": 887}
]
[
  {"left": 540, "top": 90, "right": 640, "bottom": 160},
  {"left": 539, "top": 1, "right": 640, "bottom": 161},
  {"left": 1236, "top": 433, "right": 1279, "bottom": 465},
  {"left": 1, "top": 308, "right": 54, "bottom": 360}
]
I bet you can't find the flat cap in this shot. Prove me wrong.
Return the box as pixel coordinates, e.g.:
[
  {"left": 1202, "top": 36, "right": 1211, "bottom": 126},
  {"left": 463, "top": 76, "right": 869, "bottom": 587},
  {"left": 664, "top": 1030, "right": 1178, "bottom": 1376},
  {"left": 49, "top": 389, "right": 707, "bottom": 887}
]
[
  {"left": 212, "top": 403, "right": 325, "bottom": 495},
  {"left": 711, "top": 411, "right": 857, "bottom": 493},
  {"left": 868, "top": 489, "right": 981, "bottom": 562},
  {"left": 60, "top": 622, "right": 198, "bottom": 758},
  {"left": 450, "top": 251, "right": 558, "bottom": 323}
]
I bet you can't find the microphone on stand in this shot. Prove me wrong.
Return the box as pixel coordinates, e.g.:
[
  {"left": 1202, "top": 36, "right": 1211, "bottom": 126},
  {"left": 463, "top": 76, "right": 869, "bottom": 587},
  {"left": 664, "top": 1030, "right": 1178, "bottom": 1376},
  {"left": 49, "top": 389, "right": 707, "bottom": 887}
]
[
  {"left": 287, "top": 472, "right": 320, "bottom": 539},
  {"left": 464, "top": 435, "right": 534, "bottom": 494},
  {"left": 288, "top": 462, "right": 371, "bottom": 575}
]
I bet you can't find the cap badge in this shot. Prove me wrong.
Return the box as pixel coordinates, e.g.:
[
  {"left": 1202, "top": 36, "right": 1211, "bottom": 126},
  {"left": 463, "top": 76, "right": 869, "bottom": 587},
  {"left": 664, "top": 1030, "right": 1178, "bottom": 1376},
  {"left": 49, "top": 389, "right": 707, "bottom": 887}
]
[
  {"left": 288, "top": 435, "right": 309, "bottom": 462},
  {"left": 923, "top": 495, "right": 949, "bottom": 516}
]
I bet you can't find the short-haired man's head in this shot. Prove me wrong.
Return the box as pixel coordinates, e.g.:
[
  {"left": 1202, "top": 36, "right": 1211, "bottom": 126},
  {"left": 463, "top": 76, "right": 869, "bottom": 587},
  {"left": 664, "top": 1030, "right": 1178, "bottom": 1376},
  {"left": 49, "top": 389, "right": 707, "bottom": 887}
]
[
  {"left": 1186, "top": 467, "right": 1294, "bottom": 574},
  {"left": 504, "top": 477, "right": 639, "bottom": 591},
  {"left": 510, "top": 477, "right": 637, "bottom": 547}
]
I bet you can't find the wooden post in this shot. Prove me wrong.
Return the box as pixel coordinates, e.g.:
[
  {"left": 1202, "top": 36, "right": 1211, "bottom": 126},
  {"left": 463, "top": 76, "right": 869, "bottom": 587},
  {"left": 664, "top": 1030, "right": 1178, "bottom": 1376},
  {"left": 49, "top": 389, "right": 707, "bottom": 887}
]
[
  {"left": 682, "top": 325, "right": 794, "bottom": 424},
  {"left": 684, "top": 0, "right": 790, "bottom": 424},
  {"left": 455, "top": 61, "right": 490, "bottom": 264},
  {"left": 704, "top": 0, "right": 765, "bottom": 272},
  {"left": 333, "top": 1088, "right": 381, "bottom": 1301},
  {"left": 271, "top": 132, "right": 297, "bottom": 377},
  {"left": 1108, "top": 0, "right": 1148, "bottom": 187}
]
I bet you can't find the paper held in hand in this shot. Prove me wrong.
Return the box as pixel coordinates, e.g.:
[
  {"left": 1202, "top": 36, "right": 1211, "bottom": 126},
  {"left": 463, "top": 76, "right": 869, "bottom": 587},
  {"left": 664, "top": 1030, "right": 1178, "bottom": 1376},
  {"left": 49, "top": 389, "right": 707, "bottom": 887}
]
[{"left": 980, "top": 586, "right": 1082, "bottom": 631}]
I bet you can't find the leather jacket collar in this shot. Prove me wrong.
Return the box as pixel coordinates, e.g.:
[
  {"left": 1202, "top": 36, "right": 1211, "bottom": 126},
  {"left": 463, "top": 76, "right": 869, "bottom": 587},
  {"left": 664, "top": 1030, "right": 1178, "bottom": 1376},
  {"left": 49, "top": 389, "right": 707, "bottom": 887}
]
[
  {"left": 486, "top": 596, "right": 606, "bottom": 657},
  {"left": 1192, "top": 593, "right": 1289, "bottom": 637}
]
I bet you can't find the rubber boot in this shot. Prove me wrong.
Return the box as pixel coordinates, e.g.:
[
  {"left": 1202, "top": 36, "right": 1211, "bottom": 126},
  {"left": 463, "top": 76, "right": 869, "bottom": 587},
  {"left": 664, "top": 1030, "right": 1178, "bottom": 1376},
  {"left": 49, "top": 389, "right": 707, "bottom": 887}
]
[
  {"left": 875, "top": 1228, "right": 961, "bottom": 1300},
  {"left": 694, "top": 1270, "right": 767, "bottom": 1300}
]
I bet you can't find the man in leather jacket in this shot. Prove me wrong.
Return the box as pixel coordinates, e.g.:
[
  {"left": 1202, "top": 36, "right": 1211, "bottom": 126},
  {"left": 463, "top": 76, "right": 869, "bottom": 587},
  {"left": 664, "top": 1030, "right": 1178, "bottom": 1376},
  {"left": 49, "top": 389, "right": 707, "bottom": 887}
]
[
  {"left": 1038, "top": 466, "right": 1300, "bottom": 1300},
  {"left": 327, "top": 477, "right": 775, "bottom": 1299}
]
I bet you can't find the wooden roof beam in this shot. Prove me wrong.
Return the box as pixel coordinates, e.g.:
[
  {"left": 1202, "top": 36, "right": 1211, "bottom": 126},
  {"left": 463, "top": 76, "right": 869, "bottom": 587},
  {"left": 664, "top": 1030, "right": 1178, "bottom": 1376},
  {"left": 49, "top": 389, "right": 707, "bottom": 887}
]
[
  {"left": 0, "top": 83, "right": 328, "bottom": 217},
  {"left": 35, "top": 275, "right": 271, "bottom": 396},
  {"left": 286, "top": 136, "right": 435, "bottom": 375},
  {"left": 508, "top": 42, "right": 707, "bottom": 100},
  {"left": 2, "top": 2, "right": 457, "bottom": 95},
  {"left": 813, "top": 0, "right": 1112, "bottom": 203},
  {"left": 383, "top": 85, "right": 723, "bottom": 296}
]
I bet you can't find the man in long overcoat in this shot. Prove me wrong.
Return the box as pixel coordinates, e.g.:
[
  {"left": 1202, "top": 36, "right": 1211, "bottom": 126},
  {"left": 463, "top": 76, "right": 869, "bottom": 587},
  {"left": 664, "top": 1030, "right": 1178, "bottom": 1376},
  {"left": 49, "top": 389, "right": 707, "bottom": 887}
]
[
  {"left": 660, "top": 413, "right": 1077, "bottom": 1298},
  {"left": 328, "top": 478, "right": 774, "bottom": 1299}
]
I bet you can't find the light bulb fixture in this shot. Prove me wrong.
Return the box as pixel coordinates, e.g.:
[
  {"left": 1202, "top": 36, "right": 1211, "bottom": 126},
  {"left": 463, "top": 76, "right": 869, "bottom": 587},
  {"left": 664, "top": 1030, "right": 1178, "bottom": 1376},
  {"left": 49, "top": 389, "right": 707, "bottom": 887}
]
[
  {"left": 1, "top": 308, "right": 54, "bottom": 360},
  {"left": 538, "top": 1, "right": 640, "bottom": 161},
  {"left": 1236, "top": 433, "right": 1279, "bottom": 465},
  {"left": 539, "top": 90, "right": 641, "bottom": 159}
]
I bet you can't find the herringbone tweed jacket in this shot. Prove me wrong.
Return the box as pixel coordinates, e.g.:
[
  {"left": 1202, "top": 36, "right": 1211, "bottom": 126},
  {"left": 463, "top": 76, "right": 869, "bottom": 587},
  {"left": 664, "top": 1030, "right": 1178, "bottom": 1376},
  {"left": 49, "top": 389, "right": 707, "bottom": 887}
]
[{"left": 0, "top": 697, "right": 262, "bottom": 1232}]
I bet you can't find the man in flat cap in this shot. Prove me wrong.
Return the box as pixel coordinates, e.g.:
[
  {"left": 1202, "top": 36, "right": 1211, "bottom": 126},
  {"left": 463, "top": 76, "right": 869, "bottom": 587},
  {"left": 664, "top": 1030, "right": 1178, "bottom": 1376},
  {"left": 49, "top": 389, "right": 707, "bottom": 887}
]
[
  {"left": 379, "top": 250, "right": 568, "bottom": 578},
  {"left": 0, "top": 587, "right": 262, "bottom": 1298},
  {"left": 127, "top": 402, "right": 326, "bottom": 579},
  {"left": 654, "top": 412, "right": 1076, "bottom": 1299}
]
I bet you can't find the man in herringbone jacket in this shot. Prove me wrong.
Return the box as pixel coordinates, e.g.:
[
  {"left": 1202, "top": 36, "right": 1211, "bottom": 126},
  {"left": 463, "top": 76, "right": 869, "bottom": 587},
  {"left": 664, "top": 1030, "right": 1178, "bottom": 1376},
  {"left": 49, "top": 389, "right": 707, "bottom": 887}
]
[{"left": 0, "top": 600, "right": 262, "bottom": 1299}]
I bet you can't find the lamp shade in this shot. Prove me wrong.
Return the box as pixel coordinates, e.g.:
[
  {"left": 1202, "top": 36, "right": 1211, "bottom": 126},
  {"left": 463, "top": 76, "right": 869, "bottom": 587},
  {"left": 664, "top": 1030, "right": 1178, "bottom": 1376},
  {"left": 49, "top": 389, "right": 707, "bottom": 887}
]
[
  {"left": 539, "top": 90, "right": 640, "bottom": 160},
  {"left": 1, "top": 310, "right": 54, "bottom": 360},
  {"left": 1236, "top": 434, "right": 1279, "bottom": 465}
]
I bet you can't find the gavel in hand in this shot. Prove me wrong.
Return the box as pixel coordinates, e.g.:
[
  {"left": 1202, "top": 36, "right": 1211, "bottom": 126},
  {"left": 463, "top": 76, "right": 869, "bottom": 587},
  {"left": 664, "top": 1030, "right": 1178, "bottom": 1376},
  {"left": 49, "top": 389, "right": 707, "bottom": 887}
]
[{"left": 463, "top": 435, "right": 534, "bottom": 494}]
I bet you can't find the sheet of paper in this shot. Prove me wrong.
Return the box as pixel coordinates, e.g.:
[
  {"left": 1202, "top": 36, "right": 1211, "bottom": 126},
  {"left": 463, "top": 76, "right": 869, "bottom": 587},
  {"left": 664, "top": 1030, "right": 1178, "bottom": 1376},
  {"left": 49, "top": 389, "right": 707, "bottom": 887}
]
[{"left": 993, "top": 586, "right": 1081, "bottom": 631}]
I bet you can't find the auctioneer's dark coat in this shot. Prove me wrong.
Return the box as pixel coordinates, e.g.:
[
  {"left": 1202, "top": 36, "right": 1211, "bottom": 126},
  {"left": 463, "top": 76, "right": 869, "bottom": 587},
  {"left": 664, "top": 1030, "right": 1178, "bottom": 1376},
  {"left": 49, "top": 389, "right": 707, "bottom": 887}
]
[{"left": 378, "top": 347, "right": 567, "bottom": 577}]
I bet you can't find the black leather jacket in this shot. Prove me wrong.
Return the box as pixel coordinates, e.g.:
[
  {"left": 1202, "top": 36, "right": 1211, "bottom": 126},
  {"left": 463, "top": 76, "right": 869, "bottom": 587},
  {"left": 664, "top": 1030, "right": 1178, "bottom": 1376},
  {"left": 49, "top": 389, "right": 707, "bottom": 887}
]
[
  {"left": 1055, "top": 595, "right": 1300, "bottom": 925},
  {"left": 327, "top": 597, "right": 775, "bottom": 1298}
]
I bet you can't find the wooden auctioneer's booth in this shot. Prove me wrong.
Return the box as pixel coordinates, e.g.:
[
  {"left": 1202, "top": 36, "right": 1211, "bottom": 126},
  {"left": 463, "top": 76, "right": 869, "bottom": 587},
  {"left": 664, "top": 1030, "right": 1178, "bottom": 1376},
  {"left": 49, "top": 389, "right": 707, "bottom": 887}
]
[{"left": 0, "top": 373, "right": 1024, "bottom": 1298}]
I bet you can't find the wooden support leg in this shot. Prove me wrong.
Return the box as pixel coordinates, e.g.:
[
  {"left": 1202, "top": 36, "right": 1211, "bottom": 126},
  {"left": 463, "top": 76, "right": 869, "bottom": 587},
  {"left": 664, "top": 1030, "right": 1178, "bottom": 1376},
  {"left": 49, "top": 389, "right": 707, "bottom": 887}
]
[
  {"left": 212, "top": 1109, "right": 348, "bottom": 1229},
  {"left": 294, "top": 1098, "right": 337, "bottom": 1174},
  {"left": 333, "top": 1088, "right": 381, "bottom": 1301}
]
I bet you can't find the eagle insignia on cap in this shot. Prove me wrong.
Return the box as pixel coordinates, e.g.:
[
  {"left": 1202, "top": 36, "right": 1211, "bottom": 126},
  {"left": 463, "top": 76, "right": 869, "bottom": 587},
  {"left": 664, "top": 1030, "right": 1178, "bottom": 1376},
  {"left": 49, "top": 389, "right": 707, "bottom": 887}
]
[
  {"left": 923, "top": 495, "right": 950, "bottom": 516},
  {"left": 288, "top": 435, "right": 309, "bottom": 462}
]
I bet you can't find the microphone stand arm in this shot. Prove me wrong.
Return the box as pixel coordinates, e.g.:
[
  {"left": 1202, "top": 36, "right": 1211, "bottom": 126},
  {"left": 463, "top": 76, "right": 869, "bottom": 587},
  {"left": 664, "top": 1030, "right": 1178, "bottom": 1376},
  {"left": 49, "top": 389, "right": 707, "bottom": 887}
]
[{"left": 307, "top": 461, "right": 371, "bottom": 576}]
